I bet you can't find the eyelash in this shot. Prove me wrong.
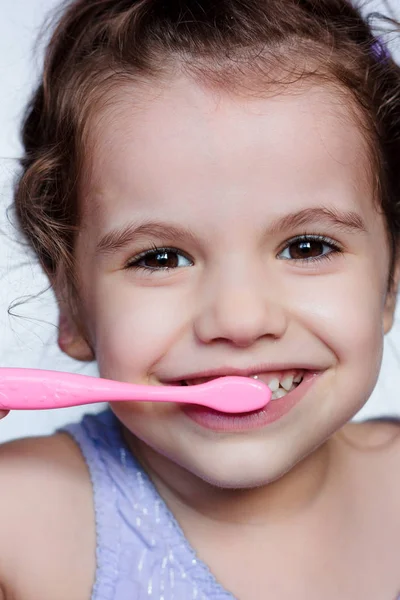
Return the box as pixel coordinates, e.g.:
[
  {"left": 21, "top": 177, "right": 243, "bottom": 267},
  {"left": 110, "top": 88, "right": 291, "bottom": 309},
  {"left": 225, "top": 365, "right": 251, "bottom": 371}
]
[
  {"left": 278, "top": 234, "right": 343, "bottom": 264},
  {"left": 125, "top": 244, "right": 193, "bottom": 273},
  {"left": 125, "top": 235, "right": 343, "bottom": 273}
]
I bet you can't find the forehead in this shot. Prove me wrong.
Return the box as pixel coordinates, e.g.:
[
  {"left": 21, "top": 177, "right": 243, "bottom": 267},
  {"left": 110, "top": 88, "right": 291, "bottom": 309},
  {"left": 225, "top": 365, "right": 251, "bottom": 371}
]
[{"left": 82, "top": 75, "right": 374, "bottom": 226}]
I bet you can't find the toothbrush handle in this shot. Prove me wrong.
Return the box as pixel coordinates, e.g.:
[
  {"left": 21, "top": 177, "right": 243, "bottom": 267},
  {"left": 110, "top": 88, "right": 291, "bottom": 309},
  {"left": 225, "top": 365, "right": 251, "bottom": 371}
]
[
  {"left": 0, "top": 369, "right": 167, "bottom": 410},
  {"left": 0, "top": 368, "right": 271, "bottom": 413}
]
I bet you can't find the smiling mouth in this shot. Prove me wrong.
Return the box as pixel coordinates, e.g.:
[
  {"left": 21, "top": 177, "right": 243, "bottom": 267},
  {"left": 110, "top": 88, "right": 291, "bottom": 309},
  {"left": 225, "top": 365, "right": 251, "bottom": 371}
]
[{"left": 179, "top": 370, "right": 305, "bottom": 401}]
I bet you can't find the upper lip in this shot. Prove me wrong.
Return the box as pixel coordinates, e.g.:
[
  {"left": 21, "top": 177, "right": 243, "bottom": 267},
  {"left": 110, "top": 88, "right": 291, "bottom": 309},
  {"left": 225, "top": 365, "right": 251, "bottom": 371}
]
[{"left": 164, "top": 363, "right": 321, "bottom": 382}]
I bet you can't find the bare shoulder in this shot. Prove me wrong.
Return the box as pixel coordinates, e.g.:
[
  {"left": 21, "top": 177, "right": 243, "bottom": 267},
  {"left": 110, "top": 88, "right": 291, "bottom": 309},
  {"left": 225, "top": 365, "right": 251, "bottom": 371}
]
[{"left": 0, "top": 432, "right": 95, "bottom": 600}]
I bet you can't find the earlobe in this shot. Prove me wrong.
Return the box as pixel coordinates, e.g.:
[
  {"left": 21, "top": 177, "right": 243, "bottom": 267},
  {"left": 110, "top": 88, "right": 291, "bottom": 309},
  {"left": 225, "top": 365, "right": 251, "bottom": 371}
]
[{"left": 58, "top": 313, "right": 95, "bottom": 362}]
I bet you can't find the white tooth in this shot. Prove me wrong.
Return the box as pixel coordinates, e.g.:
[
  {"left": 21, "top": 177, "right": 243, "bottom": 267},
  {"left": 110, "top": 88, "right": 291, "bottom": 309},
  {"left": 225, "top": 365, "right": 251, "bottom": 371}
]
[
  {"left": 267, "top": 378, "right": 280, "bottom": 392},
  {"left": 272, "top": 388, "right": 287, "bottom": 400},
  {"left": 293, "top": 374, "right": 303, "bottom": 383},
  {"left": 281, "top": 374, "right": 294, "bottom": 391}
]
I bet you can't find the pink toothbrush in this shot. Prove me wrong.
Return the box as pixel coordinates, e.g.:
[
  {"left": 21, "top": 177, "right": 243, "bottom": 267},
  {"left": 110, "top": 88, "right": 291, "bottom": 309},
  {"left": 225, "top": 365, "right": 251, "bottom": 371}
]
[{"left": 0, "top": 369, "right": 271, "bottom": 414}]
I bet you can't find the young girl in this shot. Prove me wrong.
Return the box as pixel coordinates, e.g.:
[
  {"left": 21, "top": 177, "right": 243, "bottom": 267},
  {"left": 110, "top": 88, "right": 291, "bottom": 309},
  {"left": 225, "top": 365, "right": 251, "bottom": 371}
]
[{"left": 1, "top": 0, "right": 400, "bottom": 598}]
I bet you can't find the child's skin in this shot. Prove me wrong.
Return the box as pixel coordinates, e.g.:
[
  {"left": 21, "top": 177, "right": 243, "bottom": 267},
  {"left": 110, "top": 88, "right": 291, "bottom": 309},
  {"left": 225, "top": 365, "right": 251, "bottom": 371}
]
[{"left": 1, "top": 76, "right": 400, "bottom": 600}]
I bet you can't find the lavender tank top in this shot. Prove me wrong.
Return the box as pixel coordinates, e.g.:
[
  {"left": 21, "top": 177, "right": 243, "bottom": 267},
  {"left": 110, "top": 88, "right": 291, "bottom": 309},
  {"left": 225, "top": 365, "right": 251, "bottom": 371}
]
[{"left": 61, "top": 409, "right": 235, "bottom": 600}]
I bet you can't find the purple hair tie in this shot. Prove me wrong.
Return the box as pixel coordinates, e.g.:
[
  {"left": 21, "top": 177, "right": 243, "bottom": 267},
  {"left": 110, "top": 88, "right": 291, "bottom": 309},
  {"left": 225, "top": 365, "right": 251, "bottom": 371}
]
[{"left": 371, "top": 37, "right": 391, "bottom": 62}]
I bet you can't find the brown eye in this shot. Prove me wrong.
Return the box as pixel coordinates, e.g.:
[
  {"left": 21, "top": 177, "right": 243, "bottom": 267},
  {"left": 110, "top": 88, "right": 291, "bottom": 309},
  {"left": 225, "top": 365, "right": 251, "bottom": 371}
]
[
  {"left": 287, "top": 240, "right": 324, "bottom": 259},
  {"left": 127, "top": 247, "right": 193, "bottom": 271},
  {"left": 142, "top": 251, "right": 179, "bottom": 268},
  {"left": 278, "top": 236, "right": 340, "bottom": 261}
]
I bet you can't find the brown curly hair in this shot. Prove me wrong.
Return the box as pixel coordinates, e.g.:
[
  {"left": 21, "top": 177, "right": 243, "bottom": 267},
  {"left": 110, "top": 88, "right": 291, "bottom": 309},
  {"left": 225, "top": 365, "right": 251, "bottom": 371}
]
[{"left": 13, "top": 0, "right": 400, "bottom": 321}]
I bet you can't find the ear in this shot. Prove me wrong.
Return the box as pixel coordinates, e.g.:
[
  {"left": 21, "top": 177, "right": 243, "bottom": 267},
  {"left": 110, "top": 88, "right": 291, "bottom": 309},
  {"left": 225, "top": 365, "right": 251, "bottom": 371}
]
[
  {"left": 383, "top": 261, "right": 400, "bottom": 334},
  {"left": 58, "top": 311, "right": 95, "bottom": 362}
]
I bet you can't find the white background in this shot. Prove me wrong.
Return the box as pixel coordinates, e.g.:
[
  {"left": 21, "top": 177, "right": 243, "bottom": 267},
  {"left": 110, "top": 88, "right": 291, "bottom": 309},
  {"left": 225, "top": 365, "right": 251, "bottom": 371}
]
[{"left": 1, "top": 0, "right": 400, "bottom": 443}]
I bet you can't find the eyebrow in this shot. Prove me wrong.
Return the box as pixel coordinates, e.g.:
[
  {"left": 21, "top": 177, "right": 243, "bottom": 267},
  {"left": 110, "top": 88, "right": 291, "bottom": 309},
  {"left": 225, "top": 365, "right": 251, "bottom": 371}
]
[
  {"left": 96, "top": 222, "right": 199, "bottom": 256},
  {"left": 96, "top": 207, "right": 367, "bottom": 257},
  {"left": 267, "top": 206, "right": 366, "bottom": 236}
]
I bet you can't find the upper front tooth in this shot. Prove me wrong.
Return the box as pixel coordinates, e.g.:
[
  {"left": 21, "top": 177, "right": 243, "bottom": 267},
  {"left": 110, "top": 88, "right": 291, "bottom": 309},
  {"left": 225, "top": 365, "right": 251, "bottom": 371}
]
[
  {"left": 281, "top": 374, "right": 294, "bottom": 391},
  {"left": 267, "top": 378, "right": 280, "bottom": 392}
]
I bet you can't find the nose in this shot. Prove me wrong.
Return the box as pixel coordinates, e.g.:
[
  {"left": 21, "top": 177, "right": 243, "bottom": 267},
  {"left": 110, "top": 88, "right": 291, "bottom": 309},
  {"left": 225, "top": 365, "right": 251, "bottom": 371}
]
[{"left": 193, "top": 264, "right": 288, "bottom": 348}]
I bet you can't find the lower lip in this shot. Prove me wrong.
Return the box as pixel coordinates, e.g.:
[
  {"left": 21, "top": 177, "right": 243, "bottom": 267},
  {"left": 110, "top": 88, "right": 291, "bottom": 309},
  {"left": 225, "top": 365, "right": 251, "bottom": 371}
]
[{"left": 181, "top": 372, "right": 319, "bottom": 432}]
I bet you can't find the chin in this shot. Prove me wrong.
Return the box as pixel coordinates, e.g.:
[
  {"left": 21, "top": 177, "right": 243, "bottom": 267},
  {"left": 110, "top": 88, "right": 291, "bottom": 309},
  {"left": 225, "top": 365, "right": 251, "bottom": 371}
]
[
  {"left": 184, "top": 446, "right": 296, "bottom": 490},
  {"left": 196, "top": 465, "right": 286, "bottom": 490},
  {"left": 204, "top": 473, "right": 276, "bottom": 490}
]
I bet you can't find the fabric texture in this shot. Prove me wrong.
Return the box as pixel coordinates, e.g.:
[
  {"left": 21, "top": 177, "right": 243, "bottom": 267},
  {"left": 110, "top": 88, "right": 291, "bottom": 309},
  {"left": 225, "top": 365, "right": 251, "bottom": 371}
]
[
  {"left": 61, "top": 410, "right": 399, "bottom": 599},
  {"left": 61, "top": 409, "right": 234, "bottom": 600}
]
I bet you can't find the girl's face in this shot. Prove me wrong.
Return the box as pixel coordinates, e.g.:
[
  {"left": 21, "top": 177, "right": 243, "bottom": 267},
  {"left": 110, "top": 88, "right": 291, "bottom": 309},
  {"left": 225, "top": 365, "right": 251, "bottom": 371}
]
[{"left": 65, "top": 77, "right": 397, "bottom": 488}]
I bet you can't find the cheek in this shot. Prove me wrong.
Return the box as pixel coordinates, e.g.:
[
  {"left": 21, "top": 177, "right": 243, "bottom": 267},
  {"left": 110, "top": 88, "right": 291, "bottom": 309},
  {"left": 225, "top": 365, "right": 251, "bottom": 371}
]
[
  {"left": 90, "top": 280, "right": 190, "bottom": 379},
  {"left": 308, "top": 279, "right": 383, "bottom": 349},
  {"left": 291, "top": 262, "right": 386, "bottom": 392}
]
